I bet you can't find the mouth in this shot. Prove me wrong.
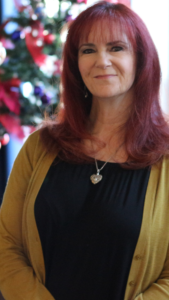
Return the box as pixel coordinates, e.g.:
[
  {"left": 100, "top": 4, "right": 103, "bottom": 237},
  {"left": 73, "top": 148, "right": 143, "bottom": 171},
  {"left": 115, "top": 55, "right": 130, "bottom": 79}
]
[{"left": 94, "top": 74, "right": 117, "bottom": 79}]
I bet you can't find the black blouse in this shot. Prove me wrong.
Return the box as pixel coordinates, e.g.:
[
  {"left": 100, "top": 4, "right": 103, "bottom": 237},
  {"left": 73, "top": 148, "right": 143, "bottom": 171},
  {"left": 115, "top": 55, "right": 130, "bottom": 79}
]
[{"left": 35, "top": 159, "right": 150, "bottom": 300}]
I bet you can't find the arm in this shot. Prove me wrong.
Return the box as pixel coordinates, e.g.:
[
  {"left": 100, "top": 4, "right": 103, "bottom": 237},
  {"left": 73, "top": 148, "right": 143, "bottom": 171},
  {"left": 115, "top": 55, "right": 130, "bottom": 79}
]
[
  {"left": 134, "top": 249, "right": 169, "bottom": 300},
  {"left": 0, "top": 132, "right": 55, "bottom": 300}
]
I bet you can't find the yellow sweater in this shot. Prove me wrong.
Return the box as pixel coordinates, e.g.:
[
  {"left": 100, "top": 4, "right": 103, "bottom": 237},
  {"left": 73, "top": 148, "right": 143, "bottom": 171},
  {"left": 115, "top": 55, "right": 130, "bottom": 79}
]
[{"left": 0, "top": 130, "right": 169, "bottom": 300}]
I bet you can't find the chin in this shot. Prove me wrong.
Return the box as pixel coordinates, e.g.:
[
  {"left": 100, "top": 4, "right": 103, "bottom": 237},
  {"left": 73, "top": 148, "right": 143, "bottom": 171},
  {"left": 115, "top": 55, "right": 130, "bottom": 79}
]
[
  {"left": 92, "top": 89, "right": 118, "bottom": 99},
  {"left": 93, "top": 93, "right": 117, "bottom": 99}
]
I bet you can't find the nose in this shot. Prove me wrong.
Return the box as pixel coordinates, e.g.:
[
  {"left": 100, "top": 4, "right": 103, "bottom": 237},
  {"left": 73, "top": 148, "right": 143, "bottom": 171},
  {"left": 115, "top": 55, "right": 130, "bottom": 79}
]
[{"left": 95, "top": 52, "right": 112, "bottom": 69}]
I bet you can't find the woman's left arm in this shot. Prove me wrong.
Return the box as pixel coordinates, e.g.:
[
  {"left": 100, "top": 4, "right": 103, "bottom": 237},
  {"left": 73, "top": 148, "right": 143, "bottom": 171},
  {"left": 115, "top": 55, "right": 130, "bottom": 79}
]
[{"left": 134, "top": 248, "right": 169, "bottom": 300}]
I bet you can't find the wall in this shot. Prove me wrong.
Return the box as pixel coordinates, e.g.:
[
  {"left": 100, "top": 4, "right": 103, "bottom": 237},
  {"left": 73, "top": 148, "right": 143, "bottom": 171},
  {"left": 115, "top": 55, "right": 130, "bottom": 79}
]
[{"left": 131, "top": 0, "right": 169, "bottom": 115}]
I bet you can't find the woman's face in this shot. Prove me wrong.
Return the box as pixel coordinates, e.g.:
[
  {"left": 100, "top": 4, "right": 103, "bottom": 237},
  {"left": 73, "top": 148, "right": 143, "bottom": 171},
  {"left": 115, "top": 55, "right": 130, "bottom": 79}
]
[{"left": 78, "top": 25, "right": 136, "bottom": 102}]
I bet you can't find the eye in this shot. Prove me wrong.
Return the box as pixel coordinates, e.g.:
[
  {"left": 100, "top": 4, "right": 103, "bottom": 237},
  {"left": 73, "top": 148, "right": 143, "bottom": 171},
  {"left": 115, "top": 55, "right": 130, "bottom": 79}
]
[
  {"left": 82, "top": 48, "right": 95, "bottom": 54},
  {"left": 111, "top": 46, "right": 123, "bottom": 52}
]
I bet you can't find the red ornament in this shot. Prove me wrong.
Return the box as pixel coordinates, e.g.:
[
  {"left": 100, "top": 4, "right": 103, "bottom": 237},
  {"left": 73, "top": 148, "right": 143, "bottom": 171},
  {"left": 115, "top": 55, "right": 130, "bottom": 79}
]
[
  {"left": 10, "top": 77, "right": 21, "bottom": 87},
  {"left": 0, "top": 79, "right": 21, "bottom": 114},
  {"left": 25, "top": 20, "right": 47, "bottom": 67},
  {"left": 43, "top": 33, "right": 55, "bottom": 45},
  {"left": 0, "top": 133, "right": 10, "bottom": 146}
]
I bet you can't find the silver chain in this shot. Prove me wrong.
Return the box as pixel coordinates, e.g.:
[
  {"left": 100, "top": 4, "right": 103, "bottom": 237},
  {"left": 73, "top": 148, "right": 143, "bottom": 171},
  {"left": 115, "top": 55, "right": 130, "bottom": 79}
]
[
  {"left": 94, "top": 142, "right": 125, "bottom": 174},
  {"left": 95, "top": 156, "right": 113, "bottom": 174}
]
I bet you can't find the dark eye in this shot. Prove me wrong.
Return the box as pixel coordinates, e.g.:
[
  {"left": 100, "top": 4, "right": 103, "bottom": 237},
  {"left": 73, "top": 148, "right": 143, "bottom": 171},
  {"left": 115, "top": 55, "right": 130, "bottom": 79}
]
[
  {"left": 111, "top": 46, "right": 123, "bottom": 52},
  {"left": 82, "top": 48, "right": 95, "bottom": 54}
]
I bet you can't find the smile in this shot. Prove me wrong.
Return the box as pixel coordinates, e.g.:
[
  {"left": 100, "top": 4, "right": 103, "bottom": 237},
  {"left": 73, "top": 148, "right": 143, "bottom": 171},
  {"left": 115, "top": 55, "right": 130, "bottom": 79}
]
[{"left": 94, "top": 75, "right": 117, "bottom": 79}]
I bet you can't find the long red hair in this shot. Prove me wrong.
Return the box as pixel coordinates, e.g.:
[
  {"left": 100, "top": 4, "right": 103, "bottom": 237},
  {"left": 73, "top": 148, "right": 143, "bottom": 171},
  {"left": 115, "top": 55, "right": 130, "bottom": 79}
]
[{"left": 40, "top": 1, "right": 169, "bottom": 168}]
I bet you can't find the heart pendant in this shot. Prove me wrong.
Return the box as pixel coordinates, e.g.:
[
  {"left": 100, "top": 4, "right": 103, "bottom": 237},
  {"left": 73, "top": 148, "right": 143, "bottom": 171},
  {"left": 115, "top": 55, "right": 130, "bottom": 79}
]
[{"left": 90, "top": 174, "right": 103, "bottom": 184}]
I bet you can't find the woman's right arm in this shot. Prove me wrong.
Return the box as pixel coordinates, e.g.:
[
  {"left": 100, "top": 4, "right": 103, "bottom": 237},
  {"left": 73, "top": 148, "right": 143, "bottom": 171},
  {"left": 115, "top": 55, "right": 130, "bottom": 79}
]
[{"left": 0, "top": 132, "right": 55, "bottom": 300}]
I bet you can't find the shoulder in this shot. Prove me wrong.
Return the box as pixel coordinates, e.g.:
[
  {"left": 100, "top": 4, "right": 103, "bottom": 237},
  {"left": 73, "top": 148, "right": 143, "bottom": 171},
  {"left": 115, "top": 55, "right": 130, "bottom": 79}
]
[
  {"left": 16, "top": 129, "right": 47, "bottom": 170},
  {"left": 161, "top": 154, "right": 169, "bottom": 170},
  {"left": 151, "top": 155, "right": 169, "bottom": 187},
  {"left": 161, "top": 154, "right": 169, "bottom": 178}
]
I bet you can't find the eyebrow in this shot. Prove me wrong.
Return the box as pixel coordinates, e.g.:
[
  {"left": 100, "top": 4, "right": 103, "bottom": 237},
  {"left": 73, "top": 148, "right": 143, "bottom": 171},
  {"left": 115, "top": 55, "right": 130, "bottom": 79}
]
[{"left": 79, "top": 41, "right": 128, "bottom": 49}]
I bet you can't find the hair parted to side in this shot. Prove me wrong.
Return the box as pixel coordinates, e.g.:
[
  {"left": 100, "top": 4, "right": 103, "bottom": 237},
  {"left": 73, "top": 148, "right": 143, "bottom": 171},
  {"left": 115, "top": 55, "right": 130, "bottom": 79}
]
[{"left": 40, "top": 1, "right": 169, "bottom": 168}]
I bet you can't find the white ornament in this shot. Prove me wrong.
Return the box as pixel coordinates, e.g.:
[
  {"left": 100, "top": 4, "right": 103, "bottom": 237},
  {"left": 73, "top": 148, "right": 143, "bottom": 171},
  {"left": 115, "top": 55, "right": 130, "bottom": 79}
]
[
  {"left": 32, "top": 29, "right": 39, "bottom": 37},
  {"left": 26, "top": 26, "right": 32, "bottom": 33},
  {"left": 32, "top": 14, "right": 38, "bottom": 20},
  {"left": 40, "top": 55, "right": 57, "bottom": 77},
  {"left": 20, "top": 82, "right": 33, "bottom": 98},
  {"left": 36, "top": 39, "right": 43, "bottom": 47},
  {"left": 43, "top": 30, "right": 49, "bottom": 36},
  {"left": 0, "top": 42, "right": 6, "bottom": 65},
  {"left": 20, "top": 32, "right": 25, "bottom": 39}
]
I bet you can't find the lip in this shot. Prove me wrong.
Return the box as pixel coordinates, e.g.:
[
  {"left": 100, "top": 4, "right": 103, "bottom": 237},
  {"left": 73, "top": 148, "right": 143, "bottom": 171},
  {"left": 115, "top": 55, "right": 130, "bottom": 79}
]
[{"left": 94, "top": 74, "right": 117, "bottom": 79}]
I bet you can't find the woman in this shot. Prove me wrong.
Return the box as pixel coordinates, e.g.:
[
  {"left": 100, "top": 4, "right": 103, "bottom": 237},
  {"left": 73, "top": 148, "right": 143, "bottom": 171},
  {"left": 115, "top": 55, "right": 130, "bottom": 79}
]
[{"left": 0, "top": 2, "right": 169, "bottom": 300}]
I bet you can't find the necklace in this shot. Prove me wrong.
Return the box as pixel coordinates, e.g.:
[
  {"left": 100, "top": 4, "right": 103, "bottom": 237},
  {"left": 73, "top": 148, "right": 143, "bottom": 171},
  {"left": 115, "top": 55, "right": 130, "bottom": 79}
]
[
  {"left": 90, "top": 143, "right": 124, "bottom": 184},
  {"left": 90, "top": 155, "right": 114, "bottom": 184}
]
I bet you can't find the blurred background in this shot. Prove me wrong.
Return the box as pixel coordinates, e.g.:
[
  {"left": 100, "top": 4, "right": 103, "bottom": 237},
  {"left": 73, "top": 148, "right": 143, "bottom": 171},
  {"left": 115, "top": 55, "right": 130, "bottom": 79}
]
[
  {"left": 0, "top": 0, "right": 169, "bottom": 299},
  {"left": 0, "top": 0, "right": 169, "bottom": 202}
]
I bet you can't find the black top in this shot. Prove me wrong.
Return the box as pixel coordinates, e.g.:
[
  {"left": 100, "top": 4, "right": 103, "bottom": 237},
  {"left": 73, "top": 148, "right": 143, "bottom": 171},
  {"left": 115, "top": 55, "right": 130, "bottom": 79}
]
[{"left": 35, "top": 159, "right": 150, "bottom": 300}]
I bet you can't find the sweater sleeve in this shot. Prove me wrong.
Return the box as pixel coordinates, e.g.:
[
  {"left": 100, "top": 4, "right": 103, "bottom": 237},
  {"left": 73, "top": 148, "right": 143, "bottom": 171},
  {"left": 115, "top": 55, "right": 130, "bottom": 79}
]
[
  {"left": 134, "top": 247, "right": 169, "bottom": 300},
  {"left": 0, "top": 131, "right": 55, "bottom": 300}
]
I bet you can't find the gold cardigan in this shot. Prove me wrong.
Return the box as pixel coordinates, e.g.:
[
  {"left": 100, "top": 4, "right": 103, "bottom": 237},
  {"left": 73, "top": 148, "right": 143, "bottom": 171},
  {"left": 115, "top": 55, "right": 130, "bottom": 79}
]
[{"left": 0, "top": 130, "right": 169, "bottom": 300}]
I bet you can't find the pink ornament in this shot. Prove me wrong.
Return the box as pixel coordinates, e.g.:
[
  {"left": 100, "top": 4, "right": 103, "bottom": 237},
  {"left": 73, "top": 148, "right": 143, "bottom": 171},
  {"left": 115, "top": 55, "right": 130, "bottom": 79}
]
[
  {"left": 0, "top": 114, "right": 25, "bottom": 139},
  {"left": 54, "top": 59, "right": 62, "bottom": 75},
  {"left": 106, "top": 0, "right": 130, "bottom": 6},
  {"left": 0, "top": 133, "right": 10, "bottom": 146},
  {"left": 77, "top": 0, "right": 88, "bottom": 4},
  {"left": 13, "top": 0, "right": 28, "bottom": 12},
  {"left": 0, "top": 38, "right": 14, "bottom": 50}
]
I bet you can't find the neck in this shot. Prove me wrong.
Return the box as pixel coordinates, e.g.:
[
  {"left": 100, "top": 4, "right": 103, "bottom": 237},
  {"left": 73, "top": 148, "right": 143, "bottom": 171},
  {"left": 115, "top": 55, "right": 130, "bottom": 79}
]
[
  {"left": 84, "top": 93, "right": 133, "bottom": 162},
  {"left": 88, "top": 93, "right": 133, "bottom": 141}
]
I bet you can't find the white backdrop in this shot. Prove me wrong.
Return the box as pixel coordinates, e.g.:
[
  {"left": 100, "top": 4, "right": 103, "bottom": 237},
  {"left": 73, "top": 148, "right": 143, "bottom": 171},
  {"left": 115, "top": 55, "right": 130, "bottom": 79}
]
[{"left": 131, "top": 0, "right": 169, "bottom": 115}]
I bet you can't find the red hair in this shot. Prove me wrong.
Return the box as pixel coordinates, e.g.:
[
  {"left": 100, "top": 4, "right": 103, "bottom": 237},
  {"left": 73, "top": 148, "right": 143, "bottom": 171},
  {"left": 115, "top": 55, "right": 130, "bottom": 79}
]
[{"left": 40, "top": 1, "right": 169, "bottom": 168}]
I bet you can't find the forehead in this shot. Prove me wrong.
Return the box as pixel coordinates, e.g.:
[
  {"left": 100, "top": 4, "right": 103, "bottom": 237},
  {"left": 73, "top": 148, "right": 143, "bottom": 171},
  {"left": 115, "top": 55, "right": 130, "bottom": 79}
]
[{"left": 79, "top": 20, "right": 130, "bottom": 45}]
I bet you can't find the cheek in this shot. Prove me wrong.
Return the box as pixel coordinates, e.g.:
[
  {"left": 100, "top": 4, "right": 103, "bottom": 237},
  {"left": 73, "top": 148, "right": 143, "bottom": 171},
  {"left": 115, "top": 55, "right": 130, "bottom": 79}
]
[
  {"left": 78, "top": 65, "right": 86, "bottom": 81},
  {"left": 78, "top": 57, "right": 86, "bottom": 75},
  {"left": 121, "top": 53, "right": 136, "bottom": 78},
  {"left": 78, "top": 57, "right": 92, "bottom": 79},
  {"left": 129, "top": 57, "right": 136, "bottom": 79},
  {"left": 124, "top": 60, "right": 136, "bottom": 81},
  {"left": 130, "top": 63, "right": 136, "bottom": 81}
]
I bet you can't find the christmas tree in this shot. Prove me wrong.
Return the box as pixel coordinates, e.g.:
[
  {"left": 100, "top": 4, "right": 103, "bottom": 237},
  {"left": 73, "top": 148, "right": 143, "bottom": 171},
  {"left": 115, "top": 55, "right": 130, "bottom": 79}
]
[
  {"left": 0, "top": 0, "right": 130, "bottom": 148},
  {"left": 0, "top": 0, "right": 87, "bottom": 147}
]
